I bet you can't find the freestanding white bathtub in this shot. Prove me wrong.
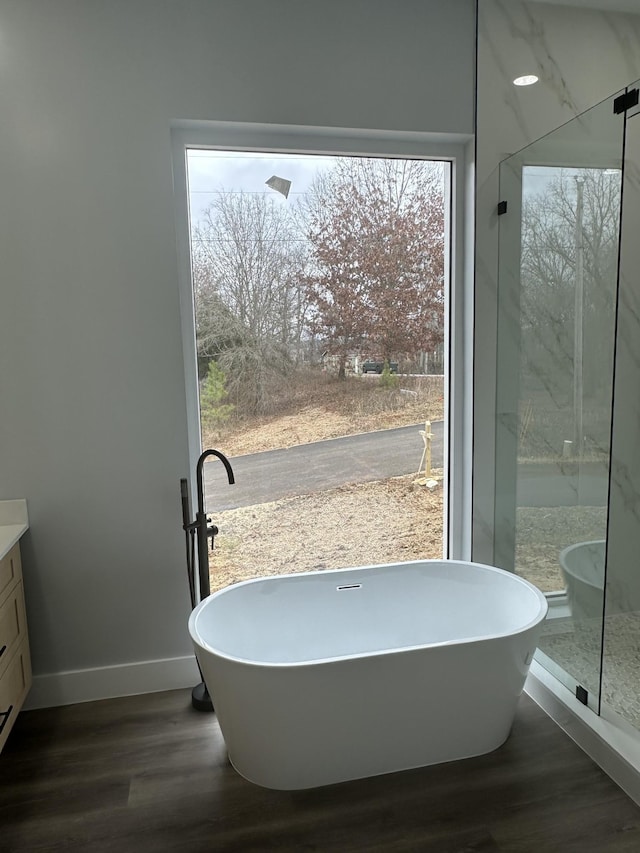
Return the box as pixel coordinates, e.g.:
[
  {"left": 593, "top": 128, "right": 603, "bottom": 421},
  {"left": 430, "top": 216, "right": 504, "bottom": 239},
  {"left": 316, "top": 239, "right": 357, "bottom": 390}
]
[{"left": 189, "top": 559, "right": 548, "bottom": 790}]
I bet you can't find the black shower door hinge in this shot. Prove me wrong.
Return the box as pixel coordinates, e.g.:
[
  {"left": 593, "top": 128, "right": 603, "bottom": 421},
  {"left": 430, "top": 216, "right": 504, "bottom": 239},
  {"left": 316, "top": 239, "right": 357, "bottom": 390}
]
[
  {"left": 614, "top": 88, "right": 639, "bottom": 115},
  {"left": 576, "top": 685, "right": 589, "bottom": 706},
  {"left": 497, "top": 200, "right": 508, "bottom": 216}
]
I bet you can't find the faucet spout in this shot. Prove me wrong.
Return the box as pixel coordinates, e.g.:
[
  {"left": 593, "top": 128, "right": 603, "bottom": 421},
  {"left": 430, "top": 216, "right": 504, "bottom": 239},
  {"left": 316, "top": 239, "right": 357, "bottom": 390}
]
[
  {"left": 194, "top": 448, "right": 235, "bottom": 602},
  {"left": 196, "top": 448, "right": 235, "bottom": 516}
]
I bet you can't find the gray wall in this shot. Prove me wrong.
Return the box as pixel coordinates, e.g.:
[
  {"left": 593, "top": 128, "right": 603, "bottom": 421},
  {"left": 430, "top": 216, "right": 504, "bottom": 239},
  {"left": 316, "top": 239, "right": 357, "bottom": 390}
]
[{"left": 0, "top": 0, "right": 475, "bottom": 689}]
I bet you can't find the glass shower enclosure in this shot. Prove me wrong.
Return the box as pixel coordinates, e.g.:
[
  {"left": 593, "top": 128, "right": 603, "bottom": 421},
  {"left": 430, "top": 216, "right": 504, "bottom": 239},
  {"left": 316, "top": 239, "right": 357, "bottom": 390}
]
[{"left": 494, "top": 81, "right": 640, "bottom": 730}]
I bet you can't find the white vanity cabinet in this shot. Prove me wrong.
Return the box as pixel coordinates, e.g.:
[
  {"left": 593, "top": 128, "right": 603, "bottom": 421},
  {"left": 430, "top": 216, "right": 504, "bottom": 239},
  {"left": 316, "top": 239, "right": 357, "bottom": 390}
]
[{"left": 0, "top": 502, "right": 31, "bottom": 753}]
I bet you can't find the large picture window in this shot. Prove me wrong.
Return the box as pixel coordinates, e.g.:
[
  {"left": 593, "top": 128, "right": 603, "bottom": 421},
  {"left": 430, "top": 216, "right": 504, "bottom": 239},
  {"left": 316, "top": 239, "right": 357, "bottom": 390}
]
[{"left": 172, "top": 124, "right": 470, "bottom": 592}]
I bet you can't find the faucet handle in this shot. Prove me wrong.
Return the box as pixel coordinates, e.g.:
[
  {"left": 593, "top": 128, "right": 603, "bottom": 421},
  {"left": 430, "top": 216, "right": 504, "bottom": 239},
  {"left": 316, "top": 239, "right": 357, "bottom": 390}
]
[{"left": 207, "top": 522, "right": 219, "bottom": 551}]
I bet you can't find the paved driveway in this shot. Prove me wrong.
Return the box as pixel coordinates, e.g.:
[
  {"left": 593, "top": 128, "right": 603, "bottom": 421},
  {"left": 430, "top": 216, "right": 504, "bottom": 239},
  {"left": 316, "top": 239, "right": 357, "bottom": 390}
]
[{"left": 204, "top": 421, "right": 445, "bottom": 511}]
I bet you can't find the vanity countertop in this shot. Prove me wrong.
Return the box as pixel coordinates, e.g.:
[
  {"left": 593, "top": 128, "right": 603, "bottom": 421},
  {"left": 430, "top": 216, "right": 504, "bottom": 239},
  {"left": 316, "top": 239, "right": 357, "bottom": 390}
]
[{"left": 0, "top": 500, "right": 29, "bottom": 559}]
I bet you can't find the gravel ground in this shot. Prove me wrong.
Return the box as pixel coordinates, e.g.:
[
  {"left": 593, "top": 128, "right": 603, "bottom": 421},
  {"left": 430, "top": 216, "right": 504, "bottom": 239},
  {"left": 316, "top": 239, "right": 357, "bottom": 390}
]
[
  {"left": 516, "top": 505, "right": 607, "bottom": 592},
  {"left": 209, "top": 474, "right": 444, "bottom": 593}
]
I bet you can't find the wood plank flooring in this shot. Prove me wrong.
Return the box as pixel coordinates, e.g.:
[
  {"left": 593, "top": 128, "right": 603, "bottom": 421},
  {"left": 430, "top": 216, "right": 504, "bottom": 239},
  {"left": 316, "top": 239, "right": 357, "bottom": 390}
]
[{"left": 1, "top": 689, "right": 639, "bottom": 852}]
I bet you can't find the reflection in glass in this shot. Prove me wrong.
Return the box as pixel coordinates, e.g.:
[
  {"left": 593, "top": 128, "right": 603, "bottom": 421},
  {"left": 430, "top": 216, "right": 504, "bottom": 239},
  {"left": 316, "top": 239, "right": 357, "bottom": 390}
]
[{"left": 516, "top": 165, "right": 619, "bottom": 590}]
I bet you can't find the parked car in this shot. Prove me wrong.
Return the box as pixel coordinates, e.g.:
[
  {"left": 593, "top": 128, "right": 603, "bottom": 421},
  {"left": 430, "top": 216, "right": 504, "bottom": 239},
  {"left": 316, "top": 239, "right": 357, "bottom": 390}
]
[{"left": 361, "top": 360, "right": 398, "bottom": 374}]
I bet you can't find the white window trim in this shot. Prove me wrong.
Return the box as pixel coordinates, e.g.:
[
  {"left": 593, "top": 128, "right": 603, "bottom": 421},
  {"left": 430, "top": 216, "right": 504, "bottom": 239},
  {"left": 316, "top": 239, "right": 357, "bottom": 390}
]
[{"left": 170, "top": 121, "right": 474, "bottom": 561}]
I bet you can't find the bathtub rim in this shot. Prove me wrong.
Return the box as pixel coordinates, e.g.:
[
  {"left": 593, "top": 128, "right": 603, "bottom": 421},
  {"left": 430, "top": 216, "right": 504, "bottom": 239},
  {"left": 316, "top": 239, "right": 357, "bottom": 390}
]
[{"left": 189, "top": 558, "right": 549, "bottom": 668}]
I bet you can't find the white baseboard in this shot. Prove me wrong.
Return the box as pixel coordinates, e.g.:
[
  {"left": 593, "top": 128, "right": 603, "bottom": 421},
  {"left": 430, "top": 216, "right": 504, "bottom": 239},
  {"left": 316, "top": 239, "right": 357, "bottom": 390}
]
[
  {"left": 23, "top": 654, "right": 201, "bottom": 710},
  {"left": 525, "top": 659, "right": 640, "bottom": 807}
]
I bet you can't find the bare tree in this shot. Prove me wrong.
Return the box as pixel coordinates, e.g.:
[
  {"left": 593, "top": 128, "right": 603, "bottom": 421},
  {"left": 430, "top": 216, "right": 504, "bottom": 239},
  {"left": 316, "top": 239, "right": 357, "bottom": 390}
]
[
  {"left": 192, "top": 191, "right": 310, "bottom": 413},
  {"left": 304, "top": 158, "right": 445, "bottom": 378},
  {"left": 520, "top": 168, "right": 620, "bottom": 405}
]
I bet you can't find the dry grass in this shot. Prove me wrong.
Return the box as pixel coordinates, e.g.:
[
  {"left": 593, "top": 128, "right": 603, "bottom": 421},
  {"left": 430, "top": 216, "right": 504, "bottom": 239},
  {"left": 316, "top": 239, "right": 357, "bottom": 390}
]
[{"left": 204, "top": 371, "right": 445, "bottom": 456}]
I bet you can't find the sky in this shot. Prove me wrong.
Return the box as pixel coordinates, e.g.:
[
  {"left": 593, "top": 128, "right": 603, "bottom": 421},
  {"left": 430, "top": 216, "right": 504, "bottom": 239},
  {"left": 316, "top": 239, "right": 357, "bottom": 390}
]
[
  {"left": 186, "top": 149, "right": 343, "bottom": 226},
  {"left": 185, "top": 149, "right": 449, "bottom": 230}
]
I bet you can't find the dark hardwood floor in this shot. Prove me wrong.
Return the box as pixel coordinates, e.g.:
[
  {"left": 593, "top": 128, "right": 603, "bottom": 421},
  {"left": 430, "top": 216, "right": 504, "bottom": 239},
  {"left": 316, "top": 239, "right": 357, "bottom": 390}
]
[{"left": 1, "top": 689, "right": 639, "bottom": 852}]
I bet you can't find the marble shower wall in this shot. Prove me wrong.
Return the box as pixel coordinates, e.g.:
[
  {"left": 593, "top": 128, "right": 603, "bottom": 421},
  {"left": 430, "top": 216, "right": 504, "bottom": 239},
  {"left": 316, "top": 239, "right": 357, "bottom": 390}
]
[{"left": 474, "top": 0, "right": 640, "bottom": 566}]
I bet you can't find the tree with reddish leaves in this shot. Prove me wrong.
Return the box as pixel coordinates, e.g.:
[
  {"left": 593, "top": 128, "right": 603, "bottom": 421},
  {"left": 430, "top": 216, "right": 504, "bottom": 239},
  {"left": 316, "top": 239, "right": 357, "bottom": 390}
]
[{"left": 304, "top": 158, "right": 445, "bottom": 378}]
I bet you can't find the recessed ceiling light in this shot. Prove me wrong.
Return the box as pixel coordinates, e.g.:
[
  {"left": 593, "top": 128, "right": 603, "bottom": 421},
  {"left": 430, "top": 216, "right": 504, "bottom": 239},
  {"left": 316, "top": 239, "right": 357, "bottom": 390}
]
[{"left": 513, "top": 75, "right": 539, "bottom": 87}]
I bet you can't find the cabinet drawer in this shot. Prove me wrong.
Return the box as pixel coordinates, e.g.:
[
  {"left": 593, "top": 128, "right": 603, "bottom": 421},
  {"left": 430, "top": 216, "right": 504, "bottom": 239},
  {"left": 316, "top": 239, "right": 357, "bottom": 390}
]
[
  {"left": 0, "top": 544, "right": 21, "bottom": 603},
  {"left": 0, "top": 582, "right": 27, "bottom": 682},
  {"left": 0, "top": 640, "right": 31, "bottom": 753}
]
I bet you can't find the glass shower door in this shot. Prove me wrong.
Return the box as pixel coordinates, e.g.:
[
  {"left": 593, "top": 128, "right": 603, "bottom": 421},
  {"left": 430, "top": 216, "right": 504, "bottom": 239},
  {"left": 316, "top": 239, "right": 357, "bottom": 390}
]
[
  {"left": 495, "top": 91, "right": 625, "bottom": 710},
  {"left": 601, "top": 83, "right": 640, "bottom": 731}
]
